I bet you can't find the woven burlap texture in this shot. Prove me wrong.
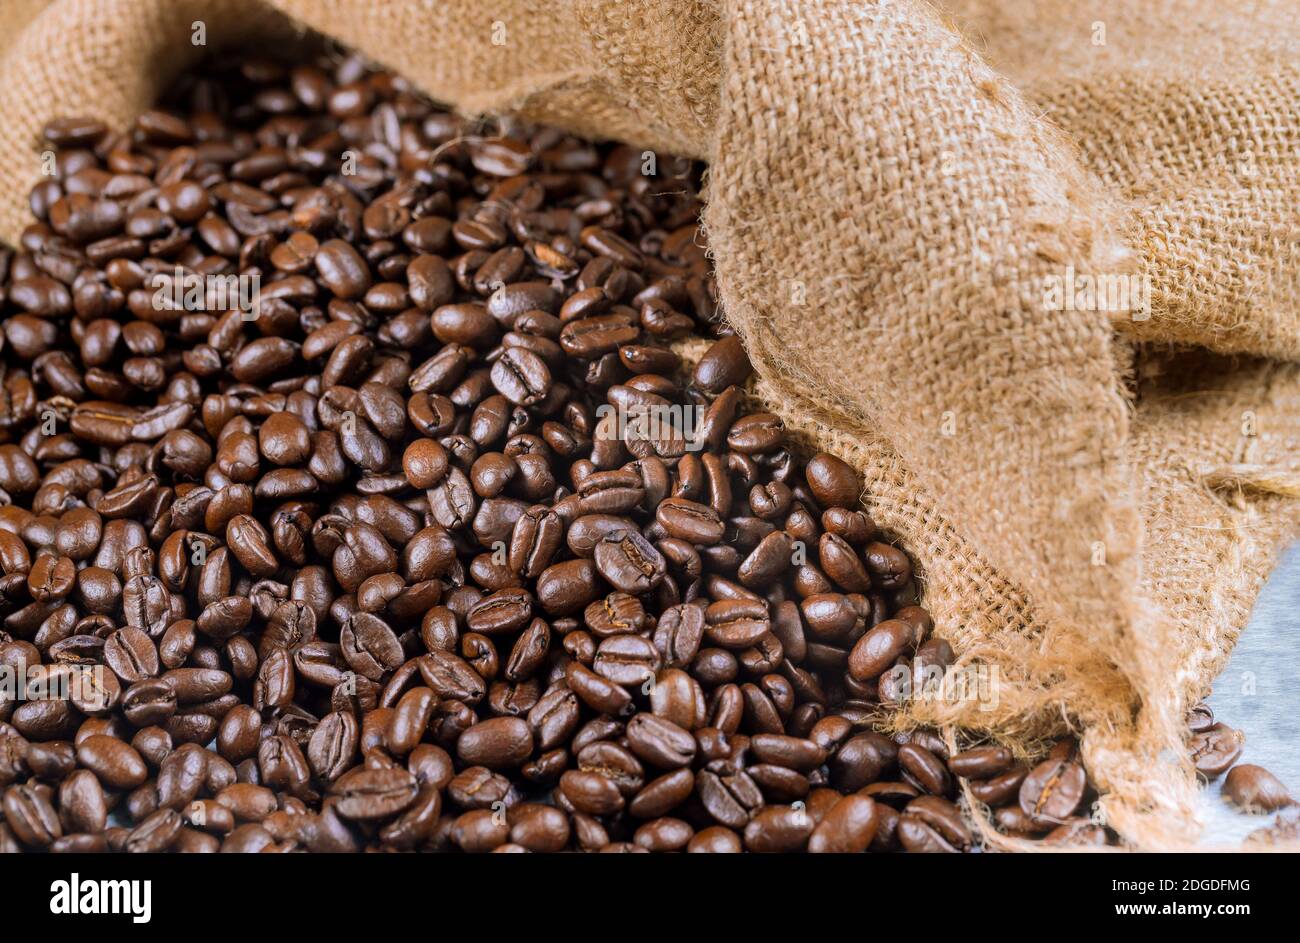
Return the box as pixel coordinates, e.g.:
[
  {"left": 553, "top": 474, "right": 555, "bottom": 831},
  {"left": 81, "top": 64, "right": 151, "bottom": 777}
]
[{"left": 2, "top": 0, "right": 1298, "bottom": 850}]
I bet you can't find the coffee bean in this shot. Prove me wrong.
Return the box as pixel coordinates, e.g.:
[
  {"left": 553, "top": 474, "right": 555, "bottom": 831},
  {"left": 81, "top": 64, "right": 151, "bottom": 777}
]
[
  {"left": 126, "top": 808, "right": 184, "bottom": 852},
  {"left": 693, "top": 335, "right": 751, "bottom": 394},
  {"left": 1191, "top": 724, "right": 1244, "bottom": 779},
  {"left": 656, "top": 497, "right": 725, "bottom": 544},
  {"left": 697, "top": 768, "right": 763, "bottom": 827},
  {"left": 59, "top": 769, "right": 108, "bottom": 833},
  {"left": 685, "top": 825, "right": 741, "bottom": 853},
  {"left": 899, "top": 743, "right": 953, "bottom": 796},
  {"left": 808, "top": 794, "right": 879, "bottom": 853},
  {"left": 536, "top": 559, "right": 600, "bottom": 616},
  {"left": 593, "top": 634, "right": 661, "bottom": 687},
  {"left": 575, "top": 740, "right": 643, "bottom": 795},
  {"left": 594, "top": 528, "right": 666, "bottom": 594},
  {"left": 559, "top": 770, "right": 625, "bottom": 815},
  {"left": 3, "top": 783, "right": 63, "bottom": 848},
  {"left": 156, "top": 744, "right": 208, "bottom": 810},
  {"left": 1223, "top": 764, "right": 1292, "bottom": 813},
  {"left": 864, "top": 542, "right": 912, "bottom": 589},
  {"left": 804, "top": 453, "right": 860, "bottom": 508},
  {"left": 627, "top": 767, "right": 696, "bottom": 820},
  {"left": 467, "top": 588, "right": 533, "bottom": 635},
  {"left": 418, "top": 650, "right": 487, "bottom": 704},
  {"left": 103, "top": 626, "right": 159, "bottom": 682},
  {"left": 334, "top": 767, "right": 419, "bottom": 820},
  {"left": 705, "top": 598, "right": 770, "bottom": 649},
  {"left": 831, "top": 732, "right": 898, "bottom": 792},
  {"left": 948, "top": 745, "right": 1013, "bottom": 780},
  {"left": 216, "top": 783, "right": 278, "bottom": 823},
  {"left": 727, "top": 414, "right": 784, "bottom": 454},
  {"left": 76, "top": 735, "right": 148, "bottom": 790},
  {"left": 626, "top": 714, "right": 696, "bottom": 769},
  {"left": 491, "top": 347, "right": 552, "bottom": 406},
  {"left": 508, "top": 803, "right": 570, "bottom": 852},
  {"left": 1019, "top": 757, "right": 1086, "bottom": 826},
  {"left": 316, "top": 239, "right": 372, "bottom": 300},
  {"left": 456, "top": 717, "right": 534, "bottom": 769},
  {"left": 743, "top": 804, "right": 813, "bottom": 852},
  {"left": 1042, "top": 818, "right": 1108, "bottom": 846},
  {"left": 847, "top": 619, "right": 914, "bottom": 680},
  {"left": 898, "top": 798, "right": 968, "bottom": 853},
  {"left": 967, "top": 766, "right": 1028, "bottom": 807}
]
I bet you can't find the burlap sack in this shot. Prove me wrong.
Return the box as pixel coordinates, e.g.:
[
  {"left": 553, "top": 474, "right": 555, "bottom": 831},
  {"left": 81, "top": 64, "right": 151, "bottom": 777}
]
[{"left": 2, "top": 0, "right": 1298, "bottom": 850}]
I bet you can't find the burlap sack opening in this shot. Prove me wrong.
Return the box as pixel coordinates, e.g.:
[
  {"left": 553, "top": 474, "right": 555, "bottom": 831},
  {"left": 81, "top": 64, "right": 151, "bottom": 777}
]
[{"left": 3, "top": 0, "right": 1299, "bottom": 849}]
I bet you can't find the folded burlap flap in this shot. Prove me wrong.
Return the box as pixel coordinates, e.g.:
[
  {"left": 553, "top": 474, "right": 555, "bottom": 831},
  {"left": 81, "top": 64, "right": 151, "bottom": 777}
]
[{"left": 2, "top": 0, "right": 1297, "bottom": 849}]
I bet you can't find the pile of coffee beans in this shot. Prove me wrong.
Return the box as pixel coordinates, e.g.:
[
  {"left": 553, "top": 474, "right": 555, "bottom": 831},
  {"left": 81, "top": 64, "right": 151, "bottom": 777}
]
[{"left": 0, "top": 49, "right": 1272, "bottom": 853}]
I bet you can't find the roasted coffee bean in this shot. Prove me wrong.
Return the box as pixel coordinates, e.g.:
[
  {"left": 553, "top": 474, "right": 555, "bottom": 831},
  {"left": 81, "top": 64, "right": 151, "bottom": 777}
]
[
  {"left": 899, "top": 743, "right": 953, "bottom": 796},
  {"left": 808, "top": 794, "right": 879, "bottom": 853},
  {"left": 508, "top": 803, "right": 570, "bottom": 852},
  {"left": 697, "top": 768, "right": 763, "bottom": 828},
  {"left": 948, "top": 745, "right": 1013, "bottom": 780},
  {"left": 584, "top": 592, "right": 645, "bottom": 638},
  {"left": 163, "top": 668, "right": 232, "bottom": 705},
  {"left": 657, "top": 497, "right": 725, "bottom": 545},
  {"left": 1187, "top": 701, "right": 1215, "bottom": 733},
  {"left": 1222, "top": 764, "right": 1292, "bottom": 813},
  {"left": 967, "top": 766, "right": 1029, "bottom": 807},
  {"left": 491, "top": 348, "right": 552, "bottom": 406},
  {"left": 467, "top": 588, "right": 533, "bottom": 635},
  {"left": 456, "top": 717, "right": 534, "bottom": 769},
  {"left": 898, "top": 795, "right": 970, "bottom": 853},
  {"left": 341, "top": 613, "right": 404, "bottom": 680},
  {"left": 748, "top": 734, "right": 825, "bottom": 772},
  {"left": 306, "top": 711, "right": 360, "bottom": 782},
  {"left": 627, "top": 768, "right": 695, "bottom": 818},
  {"left": 705, "top": 598, "right": 770, "bottom": 650},
  {"left": 803, "top": 453, "right": 860, "bottom": 508},
  {"left": 536, "top": 559, "right": 600, "bottom": 616},
  {"left": 559, "top": 770, "right": 625, "bottom": 815},
  {"left": 691, "top": 822, "right": 743, "bottom": 853},
  {"left": 626, "top": 714, "right": 696, "bottom": 769},
  {"left": 692, "top": 335, "right": 752, "bottom": 394},
  {"left": 594, "top": 528, "right": 666, "bottom": 594},
  {"left": 28, "top": 554, "right": 76, "bottom": 601},
  {"left": 102, "top": 626, "right": 159, "bottom": 683},
  {"left": 122, "top": 678, "right": 178, "bottom": 728},
  {"left": 446, "top": 766, "right": 513, "bottom": 811},
  {"left": 847, "top": 619, "right": 914, "bottom": 680},
  {"left": 500, "top": 620, "right": 548, "bottom": 683},
  {"left": 864, "top": 542, "right": 912, "bottom": 589},
  {"left": 316, "top": 239, "right": 372, "bottom": 300},
  {"left": 743, "top": 804, "right": 813, "bottom": 852},
  {"left": 1190, "top": 724, "right": 1244, "bottom": 780},
  {"left": 565, "top": 661, "right": 632, "bottom": 716},
  {"left": 593, "top": 634, "right": 661, "bottom": 687},
  {"left": 1041, "top": 818, "right": 1108, "bottom": 847},
  {"left": 59, "top": 769, "right": 108, "bottom": 834},
  {"left": 155, "top": 744, "right": 208, "bottom": 810},
  {"left": 3, "top": 783, "right": 63, "bottom": 848},
  {"left": 1019, "top": 757, "right": 1086, "bottom": 826},
  {"left": 334, "top": 767, "right": 419, "bottom": 820},
  {"left": 830, "top": 732, "right": 898, "bottom": 792},
  {"left": 632, "top": 815, "right": 693, "bottom": 851},
  {"left": 417, "top": 650, "right": 487, "bottom": 704},
  {"left": 649, "top": 667, "right": 705, "bottom": 731},
  {"left": 75, "top": 735, "right": 148, "bottom": 790}
]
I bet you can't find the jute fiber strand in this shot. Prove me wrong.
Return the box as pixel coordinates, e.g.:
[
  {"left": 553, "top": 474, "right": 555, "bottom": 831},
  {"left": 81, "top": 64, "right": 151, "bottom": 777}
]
[{"left": 2, "top": 0, "right": 1299, "bottom": 850}]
